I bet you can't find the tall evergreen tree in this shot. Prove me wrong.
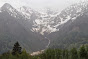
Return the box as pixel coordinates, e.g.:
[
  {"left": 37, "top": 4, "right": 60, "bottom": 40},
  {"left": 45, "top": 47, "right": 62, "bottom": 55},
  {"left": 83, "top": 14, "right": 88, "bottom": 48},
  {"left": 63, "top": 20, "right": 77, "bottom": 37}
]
[{"left": 12, "top": 42, "right": 22, "bottom": 55}]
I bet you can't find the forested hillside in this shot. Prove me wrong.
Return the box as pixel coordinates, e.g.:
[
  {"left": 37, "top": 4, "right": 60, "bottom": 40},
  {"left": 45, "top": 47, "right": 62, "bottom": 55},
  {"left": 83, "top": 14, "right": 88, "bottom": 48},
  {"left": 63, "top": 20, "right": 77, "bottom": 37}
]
[{"left": 0, "top": 42, "right": 88, "bottom": 59}]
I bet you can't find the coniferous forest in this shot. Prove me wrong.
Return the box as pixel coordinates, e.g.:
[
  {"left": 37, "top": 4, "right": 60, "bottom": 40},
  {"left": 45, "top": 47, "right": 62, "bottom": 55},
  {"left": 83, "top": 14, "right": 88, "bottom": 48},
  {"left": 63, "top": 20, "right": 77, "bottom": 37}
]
[{"left": 0, "top": 42, "right": 88, "bottom": 59}]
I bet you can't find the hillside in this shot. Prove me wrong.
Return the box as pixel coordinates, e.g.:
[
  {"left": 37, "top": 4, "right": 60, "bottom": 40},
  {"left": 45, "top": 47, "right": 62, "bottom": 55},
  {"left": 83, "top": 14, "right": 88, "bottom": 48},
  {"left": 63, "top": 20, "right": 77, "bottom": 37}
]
[
  {"left": 0, "top": 3, "right": 48, "bottom": 54},
  {"left": 48, "top": 2, "right": 88, "bottom": 49}
]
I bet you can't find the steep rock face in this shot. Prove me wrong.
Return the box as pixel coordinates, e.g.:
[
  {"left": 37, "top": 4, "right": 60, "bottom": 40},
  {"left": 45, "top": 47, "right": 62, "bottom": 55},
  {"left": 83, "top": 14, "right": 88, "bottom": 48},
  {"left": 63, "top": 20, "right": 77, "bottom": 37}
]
[{"left": 0, "top": 3, "right": 48, "bottom": 54}]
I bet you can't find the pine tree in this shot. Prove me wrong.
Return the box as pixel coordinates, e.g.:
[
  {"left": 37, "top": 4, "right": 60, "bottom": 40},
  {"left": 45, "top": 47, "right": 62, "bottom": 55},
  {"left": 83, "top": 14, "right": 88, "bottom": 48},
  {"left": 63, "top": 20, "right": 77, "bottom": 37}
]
[{"left": 12, "top": 42, "right": 22, "bottom": 55}]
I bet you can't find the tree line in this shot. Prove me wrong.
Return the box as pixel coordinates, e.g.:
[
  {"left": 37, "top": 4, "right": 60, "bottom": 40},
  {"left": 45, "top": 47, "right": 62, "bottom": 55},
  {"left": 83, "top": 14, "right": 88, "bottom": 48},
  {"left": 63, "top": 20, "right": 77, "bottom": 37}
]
[{"left": 0, "top": 42, "right": 88, "bottom": 59}]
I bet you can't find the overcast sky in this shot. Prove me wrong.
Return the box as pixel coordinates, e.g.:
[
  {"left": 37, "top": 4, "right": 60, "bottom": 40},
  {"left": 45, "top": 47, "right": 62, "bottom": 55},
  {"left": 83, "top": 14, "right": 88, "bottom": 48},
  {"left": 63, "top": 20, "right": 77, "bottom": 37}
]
[{"left": 0, "top": 0, "right": 87, "bottom": 11}]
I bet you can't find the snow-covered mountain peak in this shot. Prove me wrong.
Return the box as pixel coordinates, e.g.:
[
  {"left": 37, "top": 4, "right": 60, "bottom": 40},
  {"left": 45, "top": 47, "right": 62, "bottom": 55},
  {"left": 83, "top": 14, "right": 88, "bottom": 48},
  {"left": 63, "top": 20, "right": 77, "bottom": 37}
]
[
  {"left": 2, "top": 3, "right": 12, "bottom": 8},
  {"left": 33, "top": 1, "right": 88, "bottom": 35},
  {"left": 55, "top": 1, "right": 88, "bottom": 26},
  {"left": 17, "top": 6, "right": 37, "bottom": 19},
  {"left": 1, "top": 3, "right": 14, "bottom": 11},
  {"left": 0, "top": 3, "right": 25, "bottom": 19},
  {"left": 1, "top": 2, "right": 88, "bottom": 35}
]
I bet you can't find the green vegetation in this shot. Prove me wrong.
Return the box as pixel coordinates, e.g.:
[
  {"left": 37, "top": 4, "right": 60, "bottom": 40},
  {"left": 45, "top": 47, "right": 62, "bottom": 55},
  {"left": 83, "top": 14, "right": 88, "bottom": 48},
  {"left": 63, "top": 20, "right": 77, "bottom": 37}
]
[{"left": 0, "top": 42, "right": 88, "bottom": 59}]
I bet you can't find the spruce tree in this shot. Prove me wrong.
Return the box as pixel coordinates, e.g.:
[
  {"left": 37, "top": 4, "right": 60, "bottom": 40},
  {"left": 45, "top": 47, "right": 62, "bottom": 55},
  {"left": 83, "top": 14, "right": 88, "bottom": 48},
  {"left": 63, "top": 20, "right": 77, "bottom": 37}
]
[{"left": 12, "top": 42, "right": 22, "bottom": 55}]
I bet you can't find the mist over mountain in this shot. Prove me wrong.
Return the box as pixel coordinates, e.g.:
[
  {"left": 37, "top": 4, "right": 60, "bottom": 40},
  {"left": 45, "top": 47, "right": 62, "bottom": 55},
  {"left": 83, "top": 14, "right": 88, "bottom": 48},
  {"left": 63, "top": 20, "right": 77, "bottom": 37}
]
[{"left": 0, "top": 1, "right": 88, "bottom": 54}]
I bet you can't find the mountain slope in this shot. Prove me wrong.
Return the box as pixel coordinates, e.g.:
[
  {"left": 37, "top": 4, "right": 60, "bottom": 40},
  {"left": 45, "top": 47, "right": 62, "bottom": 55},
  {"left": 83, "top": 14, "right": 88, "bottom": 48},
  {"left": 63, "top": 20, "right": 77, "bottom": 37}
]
[
  {"left": 17, "top": 7, "right": 59, "bottom": 35},
  {"left": 0, "top": 3, "right": 48, "bottom": 54},
  {"left": 1, "top": 1, "right": 88, "bottom": 53},
  {"left": 48, "top": 2, "right": 88, "bottom": 49}
]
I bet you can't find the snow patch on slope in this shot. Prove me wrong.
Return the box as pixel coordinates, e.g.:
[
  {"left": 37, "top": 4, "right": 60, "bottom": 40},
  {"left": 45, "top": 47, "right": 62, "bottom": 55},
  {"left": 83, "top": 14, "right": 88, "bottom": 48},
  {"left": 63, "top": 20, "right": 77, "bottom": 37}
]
[
  {"left": 61, "top": 16, "right": 71, "bottom": 24},
  {"left": 31, "top": 11, "right": 59, "bottom": 35},
  {"left": 17, "top": 6, "right": 35, "bottom": 20},
  {"left": 2, "top": 2, "right": 88, "bottom": 35}
]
